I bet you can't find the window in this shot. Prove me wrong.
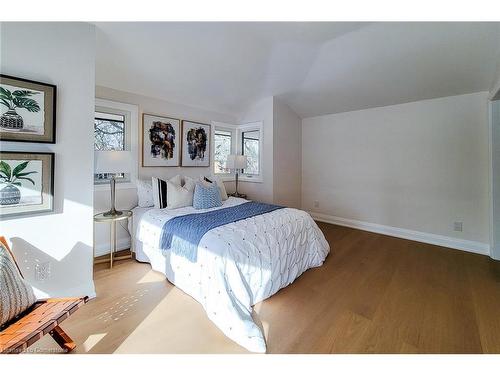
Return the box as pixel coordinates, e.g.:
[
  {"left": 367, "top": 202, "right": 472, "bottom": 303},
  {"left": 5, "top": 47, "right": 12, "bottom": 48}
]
[
  {"left": 93, "top": 99, "right": 138, "bottom": 188},
  {"left": 238, "top": 122, "right": 263, "bottom": 181},
  {"left": 94, "top": 111, "right": 127, "bottom": 183},
  {"left": 241, "top": 130, "right": 260, "bottom": 175},
  {"left": 212, "top": 121, "right": 263, "bottom": 182},
  {"left": 214, "top": 130, "right": 232, "bottom": 174},
  {"left": 94, "top": 112, "right": 125, "bottom": 151}
]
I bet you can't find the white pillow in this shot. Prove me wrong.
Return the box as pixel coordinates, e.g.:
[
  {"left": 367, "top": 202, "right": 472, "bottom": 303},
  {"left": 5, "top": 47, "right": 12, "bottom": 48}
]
[
  {"left": 213, "top": 175, "right": 229, "bottom": 201},
  {"left": 167, "top": 176, "right": 196, "bottom": 209},
  {"left": 136, "top": 179, "right": 154, "bottom": 207},
  {"left": 200, "top": 175, "right": 228, "bottom": 200},
  {"left": 152, "top": 175, "right": 182, "bottom": 208}
]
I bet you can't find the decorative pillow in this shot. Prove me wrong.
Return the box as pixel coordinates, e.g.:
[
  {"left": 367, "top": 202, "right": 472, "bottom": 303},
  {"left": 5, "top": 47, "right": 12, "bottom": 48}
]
[
  {"left": 167, "top": 176, "right": 196, "bottom": 209},
  {"left": 136, "top": 179, "right": 154, "bottom": 208},
  {"left": 0, "top": 241, "right": 36, "bottom": 327},
  {"left": 200, "top": 175, "right": 228, "bottom": 200},
  {"left": 193, "top": 181, "right": 223, "bottom": 209},
  {"left": 152, "top": 175, "right": 182, "bottom": 209}
]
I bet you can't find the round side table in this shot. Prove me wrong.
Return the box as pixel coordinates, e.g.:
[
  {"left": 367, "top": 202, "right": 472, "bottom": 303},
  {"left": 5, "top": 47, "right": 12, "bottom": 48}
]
[
  {"left": 228, "top": 192, "right": 247, "bottom": 199},
  {"left": 94, "top": 210, "right": 133, "bottom": 269}
]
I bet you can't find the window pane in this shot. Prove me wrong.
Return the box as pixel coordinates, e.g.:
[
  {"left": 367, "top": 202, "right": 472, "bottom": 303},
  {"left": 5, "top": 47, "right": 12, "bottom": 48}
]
[
  {"left": 242, "top": 131, "right": 259, "bottom": 175},
  {"left": 94, "top": 112, "right": 125, "bottom": 151},
  {"left": 94, "top": 111, "right": 127, "bottom": 183},
  {"left": 214, "top": 130, "right": 232, "bottom": 174}
]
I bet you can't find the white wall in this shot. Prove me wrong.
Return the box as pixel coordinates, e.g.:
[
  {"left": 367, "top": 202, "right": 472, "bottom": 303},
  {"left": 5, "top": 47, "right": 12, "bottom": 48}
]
[
  {"left": 302, "top": 92, "right": 490, "bottom": 250},
  {"left": 0, "top": 22, "right": 96, "bottom": 298},
  {"left": 273, "top": 98, "right": 302, "bottom": 208},
  {"left": 237, "top": 97, "right": 274, "bottom": 203},
  {"left": 93, "top": 86, "right": 238, "bottom": 254},
  {"left": 491, "top": 99, "right": 500, "bottom": 260}
]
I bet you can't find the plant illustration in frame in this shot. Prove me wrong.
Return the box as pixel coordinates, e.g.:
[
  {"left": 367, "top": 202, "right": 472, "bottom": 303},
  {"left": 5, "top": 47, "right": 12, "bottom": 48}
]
[
  {"left": 0, "top": 160, "right": 38, "bottom": 205},
  {"left": 0, "top": 152, "right": 54, "bottom": 218},
  {"left": 0, "top": 74, "right": 56, "bottom": 143},
  {"left": 0, "top": 87, "right": 41, "bottom": 130}
]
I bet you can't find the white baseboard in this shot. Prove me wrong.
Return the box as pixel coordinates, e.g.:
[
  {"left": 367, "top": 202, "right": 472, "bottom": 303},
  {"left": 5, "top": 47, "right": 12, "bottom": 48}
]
[
  {"left": 309, "top": 211, "right": 490, "bottom": 257},
  {"left": 94, "top": 237, "right": 131, "bottom": 257}
]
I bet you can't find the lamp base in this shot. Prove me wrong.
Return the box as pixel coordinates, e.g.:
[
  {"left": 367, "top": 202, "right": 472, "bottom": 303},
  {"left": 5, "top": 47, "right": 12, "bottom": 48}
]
[
  {"left": 231, "top": 192, "right": 246, "bottom": 198},
  {"left": 104, "top": 176, "right": 122, "bottom": 217},
  {"left": 102, "top": 209, "right": 123, "bottom": 217}
]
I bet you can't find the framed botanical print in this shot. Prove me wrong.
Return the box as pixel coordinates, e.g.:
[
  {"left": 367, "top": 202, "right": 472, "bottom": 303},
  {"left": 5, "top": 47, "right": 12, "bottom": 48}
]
[
  {"left": 0, "top": 74, "right": 57, "bottom": 143},
  {"left": 142, "top": 113, "right": 180, "bottom": 167},
  {"left": 181, "top": 120, "right": 211, "bottom": 167},
  {"left": 0, "top": 151, "right": 54, "bottom": 218}
]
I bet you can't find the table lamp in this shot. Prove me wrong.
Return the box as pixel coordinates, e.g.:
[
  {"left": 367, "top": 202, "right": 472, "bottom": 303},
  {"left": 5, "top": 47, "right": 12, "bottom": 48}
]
[
  {"left": 94, "top": 151, "right": 132, "bottom": 216},
  {"left": 226, "top": 154, "right": 247, "bottom": 198}
]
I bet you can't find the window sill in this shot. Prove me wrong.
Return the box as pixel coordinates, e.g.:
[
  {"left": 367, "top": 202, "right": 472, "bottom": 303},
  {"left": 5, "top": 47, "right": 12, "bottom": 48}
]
[
  {"left": 94, "top": 182, "right": 137, "bottom": 192},
  {"left": 215, "top": 174, "right": 235, "bottom": 182},
  {"left": 214, "top": 174, "right": 263, "bottom": 183},
  {"left": 239, "top": 176, "right": 263, "bottom": 183}
]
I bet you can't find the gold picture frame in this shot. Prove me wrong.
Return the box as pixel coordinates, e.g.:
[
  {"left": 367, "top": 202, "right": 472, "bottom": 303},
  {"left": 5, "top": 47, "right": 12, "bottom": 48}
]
[
  {"left": 142, "top": 113, "right": 181, "bottom": 167},
  {"left": 181, "top": 120, "right": 211, "bottom": 167}
]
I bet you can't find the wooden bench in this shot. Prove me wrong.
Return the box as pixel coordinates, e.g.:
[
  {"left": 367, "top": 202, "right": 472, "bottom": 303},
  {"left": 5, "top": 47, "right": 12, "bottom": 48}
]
[{"left": 0, "top": 237, "right": 88, "bottom": 354}]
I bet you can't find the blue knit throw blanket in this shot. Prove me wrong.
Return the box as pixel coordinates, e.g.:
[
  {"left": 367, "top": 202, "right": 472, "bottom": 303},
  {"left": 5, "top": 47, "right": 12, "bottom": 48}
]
[{"left": 160, "top": 201, "right": 283, "bottom": 262}]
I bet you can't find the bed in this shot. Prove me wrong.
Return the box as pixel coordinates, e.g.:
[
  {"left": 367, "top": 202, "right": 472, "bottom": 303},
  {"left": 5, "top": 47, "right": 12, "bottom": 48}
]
[{"left": 129, "top": 197, "right": 330, "bottom": 353}]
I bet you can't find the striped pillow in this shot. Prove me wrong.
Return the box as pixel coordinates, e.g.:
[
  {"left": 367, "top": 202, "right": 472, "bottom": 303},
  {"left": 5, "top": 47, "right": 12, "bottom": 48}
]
[
  {"left": 152, "top": 175, "right": 181, "bottom": 208},
  {"left": 0, "top": 241, "right": 36, "bottom": 327}
]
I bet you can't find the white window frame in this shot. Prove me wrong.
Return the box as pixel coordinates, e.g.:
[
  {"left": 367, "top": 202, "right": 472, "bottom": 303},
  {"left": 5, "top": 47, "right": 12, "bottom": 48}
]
[
  {"left": 212, "top": 121, "right": 237, "bottom": 180},
  {"left": 237, "top": 121, "right": 263, "bottom": 183},
  {"left": 211, "top": 121, "right": 263, "bottom": 183},
  {"left": 94, "top": 98, "right": 138, "bottom": 191},
  {"left": 212, "top": 123, "right": 236, "bottom": 179}
]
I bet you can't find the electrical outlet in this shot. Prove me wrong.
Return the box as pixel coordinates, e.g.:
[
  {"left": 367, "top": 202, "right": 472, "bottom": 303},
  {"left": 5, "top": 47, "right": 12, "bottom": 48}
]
[
  {"left": 313, "top": 200, "right": 319, "bottom": 209},
  {"left": 35, "top": 261, "right": 51, "bottom": 281},
  {"left": 454, "top": 221, "right": 463, "bottom": 232}
]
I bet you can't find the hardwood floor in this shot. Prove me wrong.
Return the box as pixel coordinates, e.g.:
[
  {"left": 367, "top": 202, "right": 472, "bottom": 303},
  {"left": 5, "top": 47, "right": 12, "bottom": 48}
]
[{"left": 30, "top": 223, "right": 500, "bottom": 354}]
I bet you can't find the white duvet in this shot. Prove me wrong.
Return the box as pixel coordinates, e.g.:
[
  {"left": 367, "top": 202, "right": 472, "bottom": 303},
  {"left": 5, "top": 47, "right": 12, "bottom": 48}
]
[{"left": 134, "top": 197, "right": 330, "bottom": 353}]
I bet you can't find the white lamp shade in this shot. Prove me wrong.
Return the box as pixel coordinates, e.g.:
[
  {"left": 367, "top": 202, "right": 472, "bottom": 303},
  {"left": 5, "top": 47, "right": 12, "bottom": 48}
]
[
  {"left": 226, "top": 154, "right": 247, "bottom": 170},
  {"left": 94, "top": 151, "right": 133, "bottom": 173}
]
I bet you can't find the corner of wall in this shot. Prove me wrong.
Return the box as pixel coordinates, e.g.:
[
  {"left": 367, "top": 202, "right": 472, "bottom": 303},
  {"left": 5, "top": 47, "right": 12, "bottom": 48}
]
[{"left": 272, "top": 97, "right": 302, "bottom": 208}]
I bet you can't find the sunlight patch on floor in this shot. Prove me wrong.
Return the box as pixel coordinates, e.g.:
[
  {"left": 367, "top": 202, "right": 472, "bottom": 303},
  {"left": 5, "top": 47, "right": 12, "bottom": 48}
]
[
  {"left": 136, "top": 269, "right": 166, "bottom": 284},
  {"left": 261, "top": 320, "right": 270, "bottom": 338},
  {"left": 82, "top": 333, "right": 107, "bottom": 352},
  {"left": 112, "top": 289, "right": 177, "bottom": 353},
  {"left": 112, "top": 286, "right": 246, "bottom": 353},
  {"left": 97, "top": 289, "right": 150, "bottom": 323},
  {"left": 254, "top": 302, "right": 262, "bottom": 314}
]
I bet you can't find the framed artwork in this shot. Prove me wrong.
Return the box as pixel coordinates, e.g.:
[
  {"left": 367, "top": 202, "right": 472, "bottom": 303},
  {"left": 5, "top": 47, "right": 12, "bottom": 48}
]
[
  {"left": 181, "top": 120, "right": 211, "bottom": 167},
  {"left": 0, "top": 151, "right": 54, "bottom": 218},
  {"left": 0, "top": 74, "right": 57, "bottom": 143},
  {"left": 142, "top": 113, "right": 180, "bottom": 167}
]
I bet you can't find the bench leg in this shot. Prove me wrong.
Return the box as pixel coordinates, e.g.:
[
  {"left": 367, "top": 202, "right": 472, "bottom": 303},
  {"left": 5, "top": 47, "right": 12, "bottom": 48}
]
[{"left": 49, "top": 326, "right": 76, "bottom": 353}]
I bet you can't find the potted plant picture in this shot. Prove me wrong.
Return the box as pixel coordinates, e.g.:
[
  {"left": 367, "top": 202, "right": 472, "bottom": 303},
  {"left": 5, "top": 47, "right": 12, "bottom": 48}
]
[
  {"left": 0, "top": 75, "right": 57, "bottom": 143},
  {"left": 0, "top": 86, "right": 41, "bottom": 130},
  {"left": 0, "top": 160, "right": 38, "bottom": 205}
]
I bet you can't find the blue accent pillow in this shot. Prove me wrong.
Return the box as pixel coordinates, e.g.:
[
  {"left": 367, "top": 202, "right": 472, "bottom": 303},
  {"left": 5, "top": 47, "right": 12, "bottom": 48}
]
[{"left": 193, "top": 182, "right": 222, "bottom": 209}]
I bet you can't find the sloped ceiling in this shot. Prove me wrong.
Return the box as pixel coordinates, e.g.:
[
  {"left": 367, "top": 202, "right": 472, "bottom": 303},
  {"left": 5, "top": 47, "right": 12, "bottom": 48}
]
[{"left": 95, "top": 22, "right": 500, "bottom": 118}]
